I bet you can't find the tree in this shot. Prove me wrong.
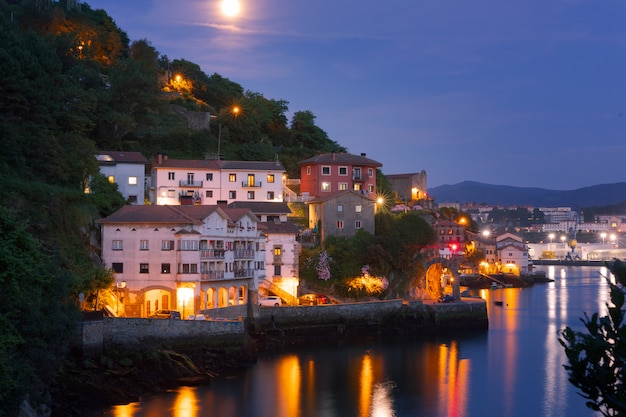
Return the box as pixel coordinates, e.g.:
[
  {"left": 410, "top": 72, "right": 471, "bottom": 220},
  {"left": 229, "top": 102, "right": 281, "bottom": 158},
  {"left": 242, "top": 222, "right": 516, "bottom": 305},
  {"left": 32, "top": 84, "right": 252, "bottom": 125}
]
[
  {"left": 559, "top": 260, "right": 626, "bottom": 416},
  {"left": 88, "top": 174, "right": 127, "bottom": 217}
]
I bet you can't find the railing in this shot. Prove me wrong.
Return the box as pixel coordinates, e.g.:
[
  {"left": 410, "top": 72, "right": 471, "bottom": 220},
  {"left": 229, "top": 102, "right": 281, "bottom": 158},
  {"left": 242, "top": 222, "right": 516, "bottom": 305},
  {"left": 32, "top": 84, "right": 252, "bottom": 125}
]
[
  {"left": 234, "top": 268, "right": 254, "bottom": 278},
  {"left": 200, "top": 249, "right": 225, "bottom": 259},
  {"left": 234, "top": 249, "right": 255, "bottom": 259},
  {"left": 177, "top": 273, "right": 200, "bottom": 282},
  {"left": 179, "top": 180, "right": 203, "bottom": 187},
  {"left": 241, "top": 181, "right": 262, "bottom": 188},
  {"left": 200, "top": 271, "right": 225, "bottom": 281},
  {"left": 352, "top": 173, "right": 368, "bottom": 181}
]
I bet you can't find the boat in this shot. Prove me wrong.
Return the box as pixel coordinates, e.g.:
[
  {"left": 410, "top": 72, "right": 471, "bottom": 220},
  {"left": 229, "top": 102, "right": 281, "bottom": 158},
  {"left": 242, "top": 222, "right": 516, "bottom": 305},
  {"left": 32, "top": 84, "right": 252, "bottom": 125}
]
[{"left": 494, "top": 300, "right": 504, "bottom": 306}]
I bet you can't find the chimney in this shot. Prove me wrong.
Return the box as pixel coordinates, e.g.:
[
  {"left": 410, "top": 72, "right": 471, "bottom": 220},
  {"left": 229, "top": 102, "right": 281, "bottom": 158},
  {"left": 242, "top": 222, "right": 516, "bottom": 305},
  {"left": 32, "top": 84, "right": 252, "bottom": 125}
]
[
  {"left": 157, "top": 153, "right": 162, "bottom": 165},
  {"left": 332, "top": 152, "right": 336, "bottom": 160},
  {"left": 164, "top": 154, "right": 168, "bottom": 161},
  {"left": 361, "top": 153, "right": 366, "bottom": 157}
]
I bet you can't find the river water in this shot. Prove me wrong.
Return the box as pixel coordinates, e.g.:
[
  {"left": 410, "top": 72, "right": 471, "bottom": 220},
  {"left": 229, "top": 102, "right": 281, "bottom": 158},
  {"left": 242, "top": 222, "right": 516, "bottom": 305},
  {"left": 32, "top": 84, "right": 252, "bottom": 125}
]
[{"left": 95, "top": 265, "right": 612, "bottom": 417}]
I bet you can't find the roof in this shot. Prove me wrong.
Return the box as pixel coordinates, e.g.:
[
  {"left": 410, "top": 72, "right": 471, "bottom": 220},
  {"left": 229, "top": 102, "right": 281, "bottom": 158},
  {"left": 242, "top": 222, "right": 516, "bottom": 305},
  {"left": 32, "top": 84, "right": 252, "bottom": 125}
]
[
  {"left": 298, "top": 152, "right": 382, "bottom": 167},
  {"left": 96, "top": 151, "right": 148, "bottom": 165},
  {"left": 259, "top": 221, "right": 300, "bottom": 234},
  {"left": 228, "top": 201, "right": 292, "bottom": 215},
  {"left": 150, "top": 158, "right": 284, "bottom": 171},
  {"left": 96, "top": 204, "right": 258, "bottom": 225},
  {"left": 308, "top": 190, "right": 376, "bottom": 204}
]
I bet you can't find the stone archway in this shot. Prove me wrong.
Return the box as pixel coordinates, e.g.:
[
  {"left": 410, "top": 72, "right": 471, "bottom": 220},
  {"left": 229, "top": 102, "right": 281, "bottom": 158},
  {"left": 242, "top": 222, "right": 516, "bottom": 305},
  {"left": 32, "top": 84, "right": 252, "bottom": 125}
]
[{"left": 422, "top": 257, "right": 460, "bottom": 300}]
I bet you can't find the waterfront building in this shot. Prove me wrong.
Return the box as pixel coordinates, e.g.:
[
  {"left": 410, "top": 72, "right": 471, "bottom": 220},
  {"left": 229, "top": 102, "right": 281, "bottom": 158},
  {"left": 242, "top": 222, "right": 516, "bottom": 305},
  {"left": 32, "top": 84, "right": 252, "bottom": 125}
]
[
  {"left": 298, "top": 152, "right": 382, "bottom": 198},
  {"left": 97, "top": 204, "right": 266, "bottom": 318},
  {"left": 95, "top": 151, "right": 148, "bottom": 205},
  {"left": 149, "top": 154, "right": 286, "bottom": 206},
  {"left": 307, "top": 190, "right": 376, "bottom": 242}
]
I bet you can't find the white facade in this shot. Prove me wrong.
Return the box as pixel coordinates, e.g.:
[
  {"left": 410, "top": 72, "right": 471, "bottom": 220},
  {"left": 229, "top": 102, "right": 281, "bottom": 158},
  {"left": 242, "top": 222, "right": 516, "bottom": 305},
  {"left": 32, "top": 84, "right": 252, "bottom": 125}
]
[
  {"left": 259, "top": 221, "right": 301, "bottom": 304},
  {"left": 150, "top": 155, "right": 286, "bottom": 206},
  {"left": 98, "top": 205, "right": 266, "bottom": 319},
  {"left": 96, "top": 151, "right": 148, "bottom": 205}
]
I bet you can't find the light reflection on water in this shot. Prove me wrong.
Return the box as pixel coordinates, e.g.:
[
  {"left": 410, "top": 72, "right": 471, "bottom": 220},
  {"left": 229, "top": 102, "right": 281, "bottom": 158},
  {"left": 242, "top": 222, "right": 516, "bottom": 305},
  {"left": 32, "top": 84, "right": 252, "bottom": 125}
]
[{"left": 99, "top": 266, "right": 610, "bottom": 417}]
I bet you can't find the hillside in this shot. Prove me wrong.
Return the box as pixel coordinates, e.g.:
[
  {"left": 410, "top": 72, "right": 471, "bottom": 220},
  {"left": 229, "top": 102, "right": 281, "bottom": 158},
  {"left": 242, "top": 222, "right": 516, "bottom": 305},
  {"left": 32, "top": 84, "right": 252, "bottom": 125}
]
[{"left": 428, "top": 181, "right": 626, "bottom": 208}]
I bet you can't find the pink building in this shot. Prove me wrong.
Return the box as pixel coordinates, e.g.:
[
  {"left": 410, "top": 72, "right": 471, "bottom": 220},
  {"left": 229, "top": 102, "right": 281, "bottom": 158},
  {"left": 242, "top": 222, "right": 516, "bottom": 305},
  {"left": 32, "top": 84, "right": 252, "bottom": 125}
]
[{"left": 298, "top": 152, "right": 382, "bottom": 198}]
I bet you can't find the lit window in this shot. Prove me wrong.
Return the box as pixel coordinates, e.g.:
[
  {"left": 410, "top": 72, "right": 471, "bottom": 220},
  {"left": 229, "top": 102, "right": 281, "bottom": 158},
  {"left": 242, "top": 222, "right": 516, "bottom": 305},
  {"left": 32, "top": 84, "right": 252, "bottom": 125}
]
[
  {"left": 267, "top": 174, "right": 275, "bottom": 183},
  {"left": 128, "top": 176, "right": 137, "bottom": 185},
  {"left": 338, "top": 182, "right": 348, "bottom": 191},
  {"left": 167, "top": 189, "right": 175, "bottom": 198},
  {"left": 321, "top": 182, "right": 331, "bottom": 192},
  {"left": 355, "top": 205, "right": 362, "bottom": 213},
  {"left": 337, "top": 205, "right": 343, "bottom": 212},
  {"left": 107, "top": 175, "right": 115, "bottom": 183},
  {"left": 229, "top": 174, "right": 236, "bottom": 182},
  {"left": 322, "top": 166, "right": 331, "bottom": 175},
  {"left": 274, "top": 247, "right": 282, "bottom": 256}
]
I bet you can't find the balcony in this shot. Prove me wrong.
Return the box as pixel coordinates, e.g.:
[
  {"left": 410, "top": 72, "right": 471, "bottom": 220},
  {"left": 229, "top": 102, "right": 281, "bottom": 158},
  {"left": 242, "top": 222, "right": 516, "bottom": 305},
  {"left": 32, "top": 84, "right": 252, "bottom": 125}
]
[
  {"left": 179, "top": 180, "right": 203, "bottom": 187},
  {"left": 234, "top": 249, "right": 255, "bottom": 259},
  {"left": 234, "top": 268, "right": 254, "bottom": 278},
  {"left": 241, "top": 181, "right": 262, "bottom": 188},
  {"left": 200, "top": 271, "right": 225, "bottom": 281},
  {"left": 177, "top": 273, "right": 200, "bottom": 282},
  {"left": 200, "top": 249, "right": 225, "bottom": 259},
  {"left": 352, "top": 173, "right": 369, "bottom": 182}
]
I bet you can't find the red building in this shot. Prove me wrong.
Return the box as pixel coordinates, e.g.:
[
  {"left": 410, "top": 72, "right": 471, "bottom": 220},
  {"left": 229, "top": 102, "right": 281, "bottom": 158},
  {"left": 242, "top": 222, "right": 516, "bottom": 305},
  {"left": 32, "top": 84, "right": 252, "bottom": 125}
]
[{"left": 298, "top": 152, "right": 382, "bottom": 198}]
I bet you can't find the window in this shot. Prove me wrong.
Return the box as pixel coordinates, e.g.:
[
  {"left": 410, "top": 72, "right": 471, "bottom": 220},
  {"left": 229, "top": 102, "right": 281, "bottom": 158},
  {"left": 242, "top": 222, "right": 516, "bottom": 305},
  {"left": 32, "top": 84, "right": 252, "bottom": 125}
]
[
  {"left": 306, "top": 166, "right": 311, "bottom": 175},
  {"left": 353, "top": 167, "right": 362, "bottom": 179},
  {"left": 337, "top": 220, "right": 344, "bottom": 229},
  {"left": 321, "top": 166, "right": 331, "bottom": 175},
  {"left": 181, "top": 264, "right": 198, "bottom": 274},
  {"left": 339, "top": 166, "right": 348, "bottom": 175},
  {"left": 140, "top": 240, "right": 149, "bottom": 250},
  {"left": 128, "top": 195, "right": 138, "bottom": 204},
  {"left": 168, "top": 172, "right": 175, "bottom": 180},
  {"left": 229, "top": 174, "right": 236, "bottom": 182},
  {"left": 180, "top": 240, "right": 198, "bottom": 251},
  {"left": 128, "top": 176, "right": 137, "bottom": 185},
  {"left": 140, "top": 263, "right": 149, "bottom": 273},
  {"left": 267, "top": 174, "right": 275, "bottom": 183},
  {"left": 321, "top": 182, "right": 331, "bottom": 192},
  {"left": 355, "top": 220, "right": 362, "bottom": 229},
  {"left": 267, "top": 191, "right": 275, "bottom": 200},
  {"left": 337, "top": 204, "right": 343, "bottom": 212},
  {"left": 229, "top": 190, "right": 236, "bottom": 199},
  {"left": 206, "top": 173, "right": 213, "bottom": 181},
  {"left": 162, "top": 240, "right": 174, "bottom": 250},
  {"left": 338, "top": 182, "right": 348, "bottom": 191},
  {"left": 274, "top": 265, "right": 282, "bottom": 276},
  {"left": 355, "top": 205, "right": 362, "bottom": 213},
  {"left": 368, "top": 168, "right": 374, "bottom": 177},
  {"left": 247, "top": 191, "right": 255, "bottom": 199},
  {"left": 107, "top": 175, "right": 115, "bottom": 183},
  {"left": 167, "top": 189, "right": 175, "bottom": 198},
  {"left": 274, "top": 247, "right": 282, "bottom": 256},
  {"left": 206, "top": 190, "right": 213, "bottom": 198},
  {"left": 161, "top": 263, "right": 170, "bottom": 274},
  {"left": 354, "top": 183, "right": 362, "bottom": 191},
  {"left": 112, "top": 263, "right": 123, "bottom": 273},
  {"left": 368, "top": 184, "right": 375, "bottom": 193},
  {"left": 112, "top": 240, "right": 123, "bottom": 250},
  {"left": 247, "top": 174, "right": 256, "bottom": 186}
]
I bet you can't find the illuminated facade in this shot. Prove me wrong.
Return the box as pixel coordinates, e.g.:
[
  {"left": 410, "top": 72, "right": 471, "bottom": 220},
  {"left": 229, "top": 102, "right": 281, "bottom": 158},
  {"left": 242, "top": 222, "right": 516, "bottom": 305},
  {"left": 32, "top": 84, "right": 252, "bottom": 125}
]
[
  {"left": 98, "top": 204, "right": 266, "bottom": 318},
  {"left": 95, "top": 151, "right": 148, "bottom": 205}
]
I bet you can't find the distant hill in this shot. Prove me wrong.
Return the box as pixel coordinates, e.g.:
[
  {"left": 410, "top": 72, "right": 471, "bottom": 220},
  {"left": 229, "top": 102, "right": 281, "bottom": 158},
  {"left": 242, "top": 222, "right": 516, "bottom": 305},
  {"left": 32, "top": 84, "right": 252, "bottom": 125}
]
[{"left": 428, "top": 181, "right": 626, "bottom": 208}]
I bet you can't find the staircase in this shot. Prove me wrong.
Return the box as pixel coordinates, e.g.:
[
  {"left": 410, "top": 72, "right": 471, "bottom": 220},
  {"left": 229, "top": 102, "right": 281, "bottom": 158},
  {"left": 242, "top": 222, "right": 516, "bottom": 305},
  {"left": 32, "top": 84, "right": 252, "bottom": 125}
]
[{"left": 260, "top": 279, "right": 298, "bottom": 306}]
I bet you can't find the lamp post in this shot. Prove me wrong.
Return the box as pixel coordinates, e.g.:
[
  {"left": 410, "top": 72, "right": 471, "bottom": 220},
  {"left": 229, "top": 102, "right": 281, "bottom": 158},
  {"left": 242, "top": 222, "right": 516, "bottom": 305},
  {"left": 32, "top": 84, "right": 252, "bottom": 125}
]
[
  {"left": 115, "top": 281, "right": 126, "bottom": 316},
  {"left": 548, "top": 233, "right": 554, "bottom": 251},
  {"left": 610, "top": 233, "right": 617, "bottom": 248},
  {"left": 601, "top": 232, "right": 607, "bottom": 245}
]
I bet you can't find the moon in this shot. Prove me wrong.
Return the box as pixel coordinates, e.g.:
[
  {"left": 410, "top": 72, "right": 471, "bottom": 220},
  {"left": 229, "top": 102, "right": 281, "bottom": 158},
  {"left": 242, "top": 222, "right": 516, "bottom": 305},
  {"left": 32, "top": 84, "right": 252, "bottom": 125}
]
[{"left": 221, "top": 0, "right": 240, "bottom": 17}]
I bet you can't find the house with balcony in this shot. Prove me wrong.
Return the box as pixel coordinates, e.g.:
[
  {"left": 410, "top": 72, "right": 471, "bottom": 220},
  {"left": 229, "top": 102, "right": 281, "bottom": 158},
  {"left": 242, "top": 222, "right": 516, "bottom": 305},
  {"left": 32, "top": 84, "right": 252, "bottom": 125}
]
[
  {"left": 307, "top": 190, "right": 376, "bottom": 242},
  {"left": 149, "top": 154, "right": 286, "bottom": 206},
  {"left": 96, "top": 151, "right": 148, "bottom": 205},
  {"left": 495, "top": 232, "right": 529, "bottom": 275},
  {"left": 97, "top": 204, "right": 266, "bottom": 319},
  {"left": 298, "top": 152, "right": 382, "bottom": 198}
]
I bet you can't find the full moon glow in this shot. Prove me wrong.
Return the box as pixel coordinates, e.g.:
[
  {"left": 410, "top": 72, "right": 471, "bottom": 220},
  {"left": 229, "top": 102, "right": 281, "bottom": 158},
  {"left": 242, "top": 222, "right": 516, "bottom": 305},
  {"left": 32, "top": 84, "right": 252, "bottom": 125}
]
[{"left": 221, "top": 0, "right": 240, "bottom": 17}]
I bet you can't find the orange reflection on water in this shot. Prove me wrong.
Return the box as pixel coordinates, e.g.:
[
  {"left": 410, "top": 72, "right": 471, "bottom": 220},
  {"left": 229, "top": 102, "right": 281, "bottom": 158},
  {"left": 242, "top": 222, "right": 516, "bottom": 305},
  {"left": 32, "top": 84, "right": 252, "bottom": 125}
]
[
  {"left": 173, "top": 386, "right": 198, "bottom": 417},
  {"left": 275, "top": 355, "right": 301, "bottom": 417},
  {"left": 111, "top": 402, "right": 139, "bottom": 417},
  {"left": 359, "top": 354, "right": 373, "bottom": 417},
  {"left": 437, "top": 341, "right": 469, "bottom": 417}
]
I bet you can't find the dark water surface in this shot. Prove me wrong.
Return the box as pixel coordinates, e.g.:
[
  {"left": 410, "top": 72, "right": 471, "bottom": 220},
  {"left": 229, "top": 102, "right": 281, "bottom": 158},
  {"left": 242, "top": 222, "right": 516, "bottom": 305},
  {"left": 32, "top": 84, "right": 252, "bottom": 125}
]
[{"left": 96, "top": 265, "right": 610, "bottom": 417}]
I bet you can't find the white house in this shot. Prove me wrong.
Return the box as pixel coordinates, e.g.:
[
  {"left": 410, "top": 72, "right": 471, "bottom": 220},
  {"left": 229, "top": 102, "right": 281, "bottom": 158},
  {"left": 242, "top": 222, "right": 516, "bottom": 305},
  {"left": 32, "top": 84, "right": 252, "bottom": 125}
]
[
  {"left": 97, "top": 204, "right": 266, "bottom": 319},
  {"left": 495, "top": 232, "right": 529, "bottom": 274},
  {"left": 96, "top": 151, "right": 148, "bottom": 205},
  {"left": 149, "top": 154, "right": 286, "bottom": 206}
]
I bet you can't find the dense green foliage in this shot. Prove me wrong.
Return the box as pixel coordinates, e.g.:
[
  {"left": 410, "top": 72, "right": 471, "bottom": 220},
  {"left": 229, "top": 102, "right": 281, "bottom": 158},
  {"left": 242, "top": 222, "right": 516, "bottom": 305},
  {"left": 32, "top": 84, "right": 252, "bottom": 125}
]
[
  {"left": 560, "top": 260, "right": 626, "bottom": 416},
  {"left": 300, "top": 212, "right": 437, "bottom": 298}
]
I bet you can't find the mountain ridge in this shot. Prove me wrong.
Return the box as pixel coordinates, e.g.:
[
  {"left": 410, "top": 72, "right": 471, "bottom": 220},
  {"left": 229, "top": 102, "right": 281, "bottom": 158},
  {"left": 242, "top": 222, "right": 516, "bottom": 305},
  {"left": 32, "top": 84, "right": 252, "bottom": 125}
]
[{"left": 427, "top": 181, "right": 626, "bottom": 208}]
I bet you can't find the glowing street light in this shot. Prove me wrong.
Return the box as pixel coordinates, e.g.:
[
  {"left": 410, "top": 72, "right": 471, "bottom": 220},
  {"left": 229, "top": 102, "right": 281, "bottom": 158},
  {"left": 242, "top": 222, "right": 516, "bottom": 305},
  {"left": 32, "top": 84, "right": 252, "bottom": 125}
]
[
  {"left": 601, "top": 232, "right": 607, "bottom": 245},
  {"left": 560, "top": 235, "right": 567, "bottom": 247},
  {"left": 548, "top": 233, "right": 554, "bottom": 244},
  {"left": 610, "top": 234, "right": 617, "bottom": 247}
]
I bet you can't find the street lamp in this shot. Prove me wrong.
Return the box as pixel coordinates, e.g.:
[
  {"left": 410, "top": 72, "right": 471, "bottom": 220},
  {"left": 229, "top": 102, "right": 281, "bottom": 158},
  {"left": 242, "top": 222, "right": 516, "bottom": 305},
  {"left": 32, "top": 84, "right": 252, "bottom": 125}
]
[
  {"left": 115, "top": 281, "right": 126, "bottom": 316},
  {"left": 610, "top": 234, "right": 617, "bottom": 247},
  {"left": 601, "top": 232, "right": 607, "bottom": 245},
  {"left": 560, "top": 235, "right": 566, "bottom": 247}
]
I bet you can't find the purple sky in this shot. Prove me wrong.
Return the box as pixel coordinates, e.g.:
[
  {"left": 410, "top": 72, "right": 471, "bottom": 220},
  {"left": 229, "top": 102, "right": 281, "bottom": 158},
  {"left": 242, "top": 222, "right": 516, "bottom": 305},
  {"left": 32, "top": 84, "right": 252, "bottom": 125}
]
[{"left": 85, "top": 0, "right": 626, "bottom": 190}]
